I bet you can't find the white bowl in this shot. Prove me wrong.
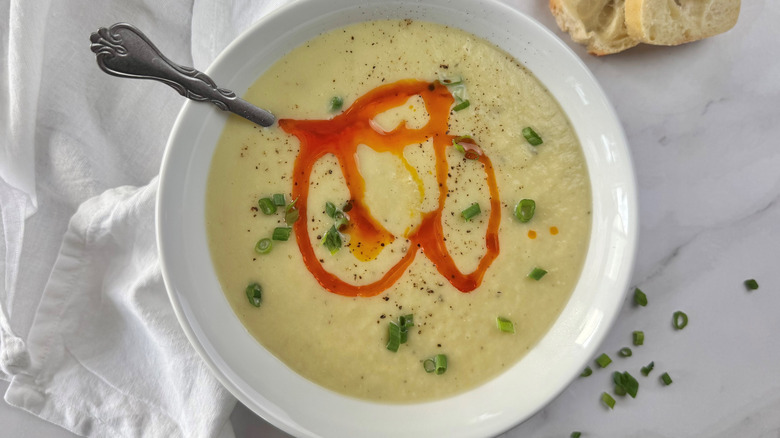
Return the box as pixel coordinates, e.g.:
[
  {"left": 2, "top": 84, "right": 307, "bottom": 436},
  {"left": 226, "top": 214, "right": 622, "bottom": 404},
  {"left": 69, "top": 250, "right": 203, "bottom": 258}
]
[{"left": 157, "top": 0, "right": 637, "bottom": 436}]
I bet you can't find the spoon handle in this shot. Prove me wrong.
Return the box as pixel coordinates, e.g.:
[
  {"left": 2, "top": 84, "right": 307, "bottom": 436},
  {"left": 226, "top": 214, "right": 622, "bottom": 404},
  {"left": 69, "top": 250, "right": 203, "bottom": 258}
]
[{"left": 89, "top": 23, "right": 275, "bottom": 127}]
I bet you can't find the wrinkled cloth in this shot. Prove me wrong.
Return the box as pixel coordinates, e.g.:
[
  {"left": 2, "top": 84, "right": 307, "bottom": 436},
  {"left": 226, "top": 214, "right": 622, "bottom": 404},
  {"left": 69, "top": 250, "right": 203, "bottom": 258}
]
[{"left": 1, "top": 0, "right": 288, "bottom": 436}]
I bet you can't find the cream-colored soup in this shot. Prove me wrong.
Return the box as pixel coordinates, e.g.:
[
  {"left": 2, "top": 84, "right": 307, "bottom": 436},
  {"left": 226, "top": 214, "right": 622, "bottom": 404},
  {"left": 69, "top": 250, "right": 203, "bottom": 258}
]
[{"left": 206, "top": 20, "right": 591, "bottom": 402}]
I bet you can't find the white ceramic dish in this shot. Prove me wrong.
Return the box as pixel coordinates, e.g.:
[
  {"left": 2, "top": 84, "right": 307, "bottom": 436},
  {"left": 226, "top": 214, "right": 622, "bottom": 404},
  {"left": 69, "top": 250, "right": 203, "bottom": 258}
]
[{"left": 157, "top": 0, "right": 637, "bottom": 436}]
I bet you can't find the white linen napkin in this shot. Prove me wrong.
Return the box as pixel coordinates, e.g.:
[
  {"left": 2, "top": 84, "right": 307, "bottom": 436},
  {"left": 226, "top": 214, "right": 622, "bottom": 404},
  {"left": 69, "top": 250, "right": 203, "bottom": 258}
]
[{"left": 1, "top": 0, "right": 289, "bottom": 436}]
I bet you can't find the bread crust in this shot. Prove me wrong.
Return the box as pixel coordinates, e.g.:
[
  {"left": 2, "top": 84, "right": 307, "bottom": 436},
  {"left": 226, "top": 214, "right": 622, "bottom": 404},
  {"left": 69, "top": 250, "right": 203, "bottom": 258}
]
[
  {"left": 549, "top": 0, "right": 639, "bottom": 56},
  {"left": 625, "top": 0, "right": 741, "bottom": 46}
]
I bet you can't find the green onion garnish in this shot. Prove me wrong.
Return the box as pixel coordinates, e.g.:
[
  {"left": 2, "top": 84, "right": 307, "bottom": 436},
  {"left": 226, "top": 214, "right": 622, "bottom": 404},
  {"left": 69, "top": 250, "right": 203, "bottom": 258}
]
[
  {"left": 613, "top": 371, "right": 639, "bottom": 398},
  {"left": 245, "top": 282, "right": 262, "bottom": 307},
  {"left": 454, "top": 142, "right": 465, "bottom": 154},
  {"left": 522, "top": 127, "right": 543, "bottom": 146},
  {"left": 433, "top": 354, "right": 447, "bottom": 375},
  {"left": 514, "top": 199, "right": 536, "bottom": 223},
  {"left": 400, "top": 314, "right": 414, "bottom": 330},
  {"left": 744, "top": 279, "right": 759, "bottom": 290},
  {"left": 322, "top": 225, "right": 342, "bottom": 254},
  {"left": 580, "top": 366, "right": 593, "bottom": 377},
  {"left": 528, "top": 267, "right": 547, "bottom": 281},
  {"left": 285, "top": 199, "right": 299, "bottom": 225},
  {"left": 571, "top": 433, "right": 582, "bottom": 438},
  {"left": 254, "top": 238, "right": 272, "bottom": 254},
  {"left": 496, "top": 316, "right": 515, "bottom": 334},
  {"left": 640, "top": 361, "right": 654, "bottom": 376},
  {"left": 258, "top": 197, "right": 277, "bottom": 215},
  {"left": 634, "top": 288, "right": 648, "bottom": 306},
  {"left": 661, "top": 372, "right": 673, "bottom": 385},
  {"left": 423, "top": 358, "right": 436, "bottom": 373},
  {"left": 452, "top": 99, "right": 470, "bottom": 111},
  {"left": 329, "top": 96, "right": 343, "bottom": 112},
  {"left": 633, "top": 331, "right": 644, "bottom": 346},
  {"left": 272, "top": 227, "right": 292, "bottom": 241},
  {"left": 596, "top": 353, "right": 612, "bottom": 368},
  {"left": 618, "top": 347, "right": 632, "bottom": 357},
  {"left": 601, "top": 392, "right": 616, "bottom": 409},
  {"left": 461, "top": 202, "right": 481, "bottom": 221},
  {"left": 672, "top": 311, "right": 688, "bottom": 330},
  {"left": 386, "top": 321, "right": 401, "bottom": 352},
  {"left": 272, "top": 193, "right": 286, "bottom": 207}
]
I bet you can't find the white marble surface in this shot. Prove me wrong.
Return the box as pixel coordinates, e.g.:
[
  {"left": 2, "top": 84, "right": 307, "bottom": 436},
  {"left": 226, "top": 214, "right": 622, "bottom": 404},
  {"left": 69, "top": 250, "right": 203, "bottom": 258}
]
[{"left": 4, "top": 1, "right": 779, "bottom": 437}]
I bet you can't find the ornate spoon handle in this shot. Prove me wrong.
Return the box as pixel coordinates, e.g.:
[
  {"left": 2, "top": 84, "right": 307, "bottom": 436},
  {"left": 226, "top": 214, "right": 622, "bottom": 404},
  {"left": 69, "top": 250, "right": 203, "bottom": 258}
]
[{"left": 89, "top": 23, "right": 275, "bottom": 127}]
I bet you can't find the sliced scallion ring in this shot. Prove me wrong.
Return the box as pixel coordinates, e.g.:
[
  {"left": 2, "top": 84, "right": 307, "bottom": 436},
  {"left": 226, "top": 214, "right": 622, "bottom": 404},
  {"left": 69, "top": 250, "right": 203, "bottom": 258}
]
[
  {"left": 254, "top": 238, "right": 272, "bottom": 254},
  {"left": 515, "top": 199, "right": 536, "bottom": 223},
  {"left": 528, "top": 267, "right": 547, "bottom": 281},
  {"left": 245, "top": 282, "right": 262, "bottom": 307},
  {"left": 461, "top": 202, "right": 481, "bottom": 221},
  {"left": 386, "top": 321, "right": 401, "bottom": 352},
  {"left": 272, "top": 227, "right": 292, "bottom": 241},
  {"left": 496, "top": 316, "right": 515, "bottom": 333},
  {"left": 673, "top": 311, "right": 688, "bottom": 330},
  {"left": 522, "top": 126, "right": 543, "bottom": 146},
  {"left": 258, "top": 198, "right": 276, "bottom": 215}
]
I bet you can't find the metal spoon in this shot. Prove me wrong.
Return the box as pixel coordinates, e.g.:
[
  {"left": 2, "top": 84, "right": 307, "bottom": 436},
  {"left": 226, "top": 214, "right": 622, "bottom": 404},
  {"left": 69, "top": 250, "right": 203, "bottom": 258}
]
[{"left": 89, "top": 23, "right": 275, "bottom": 127}]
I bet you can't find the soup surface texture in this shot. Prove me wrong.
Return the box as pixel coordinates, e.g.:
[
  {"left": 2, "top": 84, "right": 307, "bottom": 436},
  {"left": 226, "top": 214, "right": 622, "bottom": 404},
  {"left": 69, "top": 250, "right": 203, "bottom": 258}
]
[{"left": 206, "top": 20, "right": 591, "bottom": 402}]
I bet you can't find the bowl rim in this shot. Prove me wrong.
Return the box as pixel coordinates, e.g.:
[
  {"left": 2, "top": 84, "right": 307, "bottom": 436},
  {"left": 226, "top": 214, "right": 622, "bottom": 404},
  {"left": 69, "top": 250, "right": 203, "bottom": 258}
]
[{"left": 157, "top": 0, "right": 638, "bottom": 436}]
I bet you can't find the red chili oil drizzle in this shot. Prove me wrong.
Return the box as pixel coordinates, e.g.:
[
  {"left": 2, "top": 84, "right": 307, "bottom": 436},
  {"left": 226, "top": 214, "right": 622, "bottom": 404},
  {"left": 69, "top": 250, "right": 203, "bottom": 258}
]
[{"left": 279, "top": 79, "right": 500, "bottom": 297}]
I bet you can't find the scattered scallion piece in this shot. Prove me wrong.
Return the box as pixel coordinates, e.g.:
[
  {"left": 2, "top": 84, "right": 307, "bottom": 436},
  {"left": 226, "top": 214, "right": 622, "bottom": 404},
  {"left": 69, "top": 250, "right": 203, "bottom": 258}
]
[
  {"left": 613, "top": 371, "right": 639, "bottom": 398},
  {"left": 634, "top": 287, "right": 648, "bottom": 306},
  {"left": 284, "top": 198, "right": 299, "bottom": 225},
  {"left": 322, "top": 225, "right": 342, "bottom": 254},
  {"left": 571, "top": 433, "right": 582, "bottom": 438},
  {"left": 641, "top": 361, "right": 655, "bottom": 377},
  {"left": 461, "top": 202, "right": 481, "bottom": 221},
  {"left": 496, "top": 316, "right": 515, "bottom": 334},
  {"left": 661, "top": 372, "right": 673, "bottom": 385},
  {"left": 245, "top": 282, "right": 262, "bottom": 307},
  {"left": 601, "top": 392, "right": 616, "bottom": 409},
  {"left": 514, "top": 199, "right": 536, "bottom": 223},
  {"left": 580, "top": 366, "right": 593, "bottom": 377},
  {"left": 522, "top": 126, "right": 543, "bottom": 146},
  {"left": 633, "top": 330, "right": 644, "bottom": 346},
  {"left": 673, "top": 311, "right": 688, "bottom": 330},
  {"left": 258, "top": 197, "right": 277, "bottom": 215},
  {"left": 272, "top": 193, "right": 286, "bottom": 207},
  {"left": 618, "top": 347, "right": 633, "bottom": 357},
  {"left": 329, "top": 96, "right": 343, "bottom": 112},
  {"left": 423, "top": 358, "right": 436, "bottom": 373},
  {"left": 433, "top": 354, "right": 448, "bottom": 375},
  {"left": 398, "top": 314, "right": 414, "bottom": 344},
  {"left": 386, "top": 321, "right": 401, "bottom": 352},
  {"left": 454, "top": 142, "right": 465, "bottom": 154},
  {"left": 744, "top": 279, "right": 759, "bottom": 290},
  {"left": 452, "top": 99, "right": 470, "bottom": 111},
  {"left": 272, "top": 227, "right": 292, "bottom": 241},
  {"left": 528, "top": 267, "right": 547, "bottom": 281},
  {"left": 596, "top": 353, "right": 612, "bottom": 368},
  {"left": 254, "top": 238, "right": 272, "bottom": 254}
]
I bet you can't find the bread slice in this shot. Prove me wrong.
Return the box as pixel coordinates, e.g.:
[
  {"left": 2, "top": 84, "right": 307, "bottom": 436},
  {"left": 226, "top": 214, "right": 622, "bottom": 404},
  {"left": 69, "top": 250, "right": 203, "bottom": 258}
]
[
  {"left": 625, "top": 0, "right": 740, "bottom": 45},
  {"left": 550, "top": 0, "right": 639, "bottom": 55}
]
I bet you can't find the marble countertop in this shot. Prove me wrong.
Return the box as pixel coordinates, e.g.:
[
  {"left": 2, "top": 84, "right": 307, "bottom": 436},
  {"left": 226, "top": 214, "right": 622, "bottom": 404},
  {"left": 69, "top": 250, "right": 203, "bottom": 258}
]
[{"left": 4, "top": 1, "right": 778, "bottom": 437}]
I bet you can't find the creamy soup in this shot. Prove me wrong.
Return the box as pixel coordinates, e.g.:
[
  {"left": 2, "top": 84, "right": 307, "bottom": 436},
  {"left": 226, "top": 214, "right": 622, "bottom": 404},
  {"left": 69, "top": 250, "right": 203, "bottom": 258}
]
[{"left": 206, "top": 20, "right": 591, "bottom": 402}]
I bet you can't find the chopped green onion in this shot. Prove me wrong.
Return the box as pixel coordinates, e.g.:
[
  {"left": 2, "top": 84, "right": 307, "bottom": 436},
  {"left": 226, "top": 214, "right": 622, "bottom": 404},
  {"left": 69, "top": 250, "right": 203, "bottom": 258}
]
[
  {"left": 386, "top": 321, "right": 401, "bottom": 352},
  {"left": 661, "top": 372, "right": 673, "bottom": 385},
  {"left": 528, "top": 267, "right": 547, "bottom": 281},
  {"left": 580, "top": 366, "right": 593, "bottom": 377},
  {"left": 245, "top": 282, "right": 262, "bottom": 307},
  {"left": 272, "top": 227, "right": 292, "bottom": 241},
  {"left": 272, "top": 193, "right": 286, "bottom": 206},
  {"left": 322, "top": 225, "right": 342, "bottom": 254},
  {"left": 285, "top": 201, "right": 299, "bottom": 225},
  {"left": 514, "top": 199, "right": 536, "bottom": 223},
  {"left": 613, "top": 371, "right": 639, "bottom": 398},
  {"left": 329, "top": 96, "right": 343, "bottom": 112},
  {"left": 522, "top": 127, "right": 543, "bottom": 146},
  {"left": 601, "top": 392, "right": 616, "bottom": 409},
  {"left": 452, "top": 99, "right": 470, "bottom": 111},
  {"left": 400, "top": 314, "right": 414, "bottom": 330},
  {"left": 258, "top": 197, "right": 277, "bottom": 215},
  {"left": 596, "top": 353, "right": 612, "bottom": 368},
  {"left": 618, "top": 347, "right": 633, "bottom": 357},
  {"left": 634, "top": 288, "right": 648, "bottom": 306},
  {"left": 641, "top": 361, "right": 655, "bottom": 376},
  {"left": 423, "top": 358, "right": 436, "bottom": 373},
  {"left": 434, "top": 354, "right": 448, "bottom": 375},
  {"left": 633, "top": 331, "right": 644, "bottom": 346},
  {"left": 461, "top": 202, "right": 481, "bottom": 221},
  {"left": 325, "top": 201, "right": 337, "bottom": 218},
  {"left": 744, "top": 279, "right": 759, "bottom": 290},
  {"left": 254, "top": 238, "right": 272, "bottom": 254},
  {"left": 672, "top": 311, "right": 688, "bottom": 330},
  {"left": 496, "top": 316, "right": 515, "bottom": 334},
  {"left": 454, "top": 142, "right": 465, "bottom": 153},
  {"left": 571, "top": 433, "right": 582, "bottom": 438}
]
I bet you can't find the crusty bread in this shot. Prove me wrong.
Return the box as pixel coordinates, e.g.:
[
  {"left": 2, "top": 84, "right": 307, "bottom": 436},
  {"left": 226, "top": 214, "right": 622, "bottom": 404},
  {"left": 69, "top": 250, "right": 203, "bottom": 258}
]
[
  {"left": 625, "top": 0, "right": 740, "bottom": 45},
  {"left": 549, "top": 0, "right": 639, "bottom": 56}
]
